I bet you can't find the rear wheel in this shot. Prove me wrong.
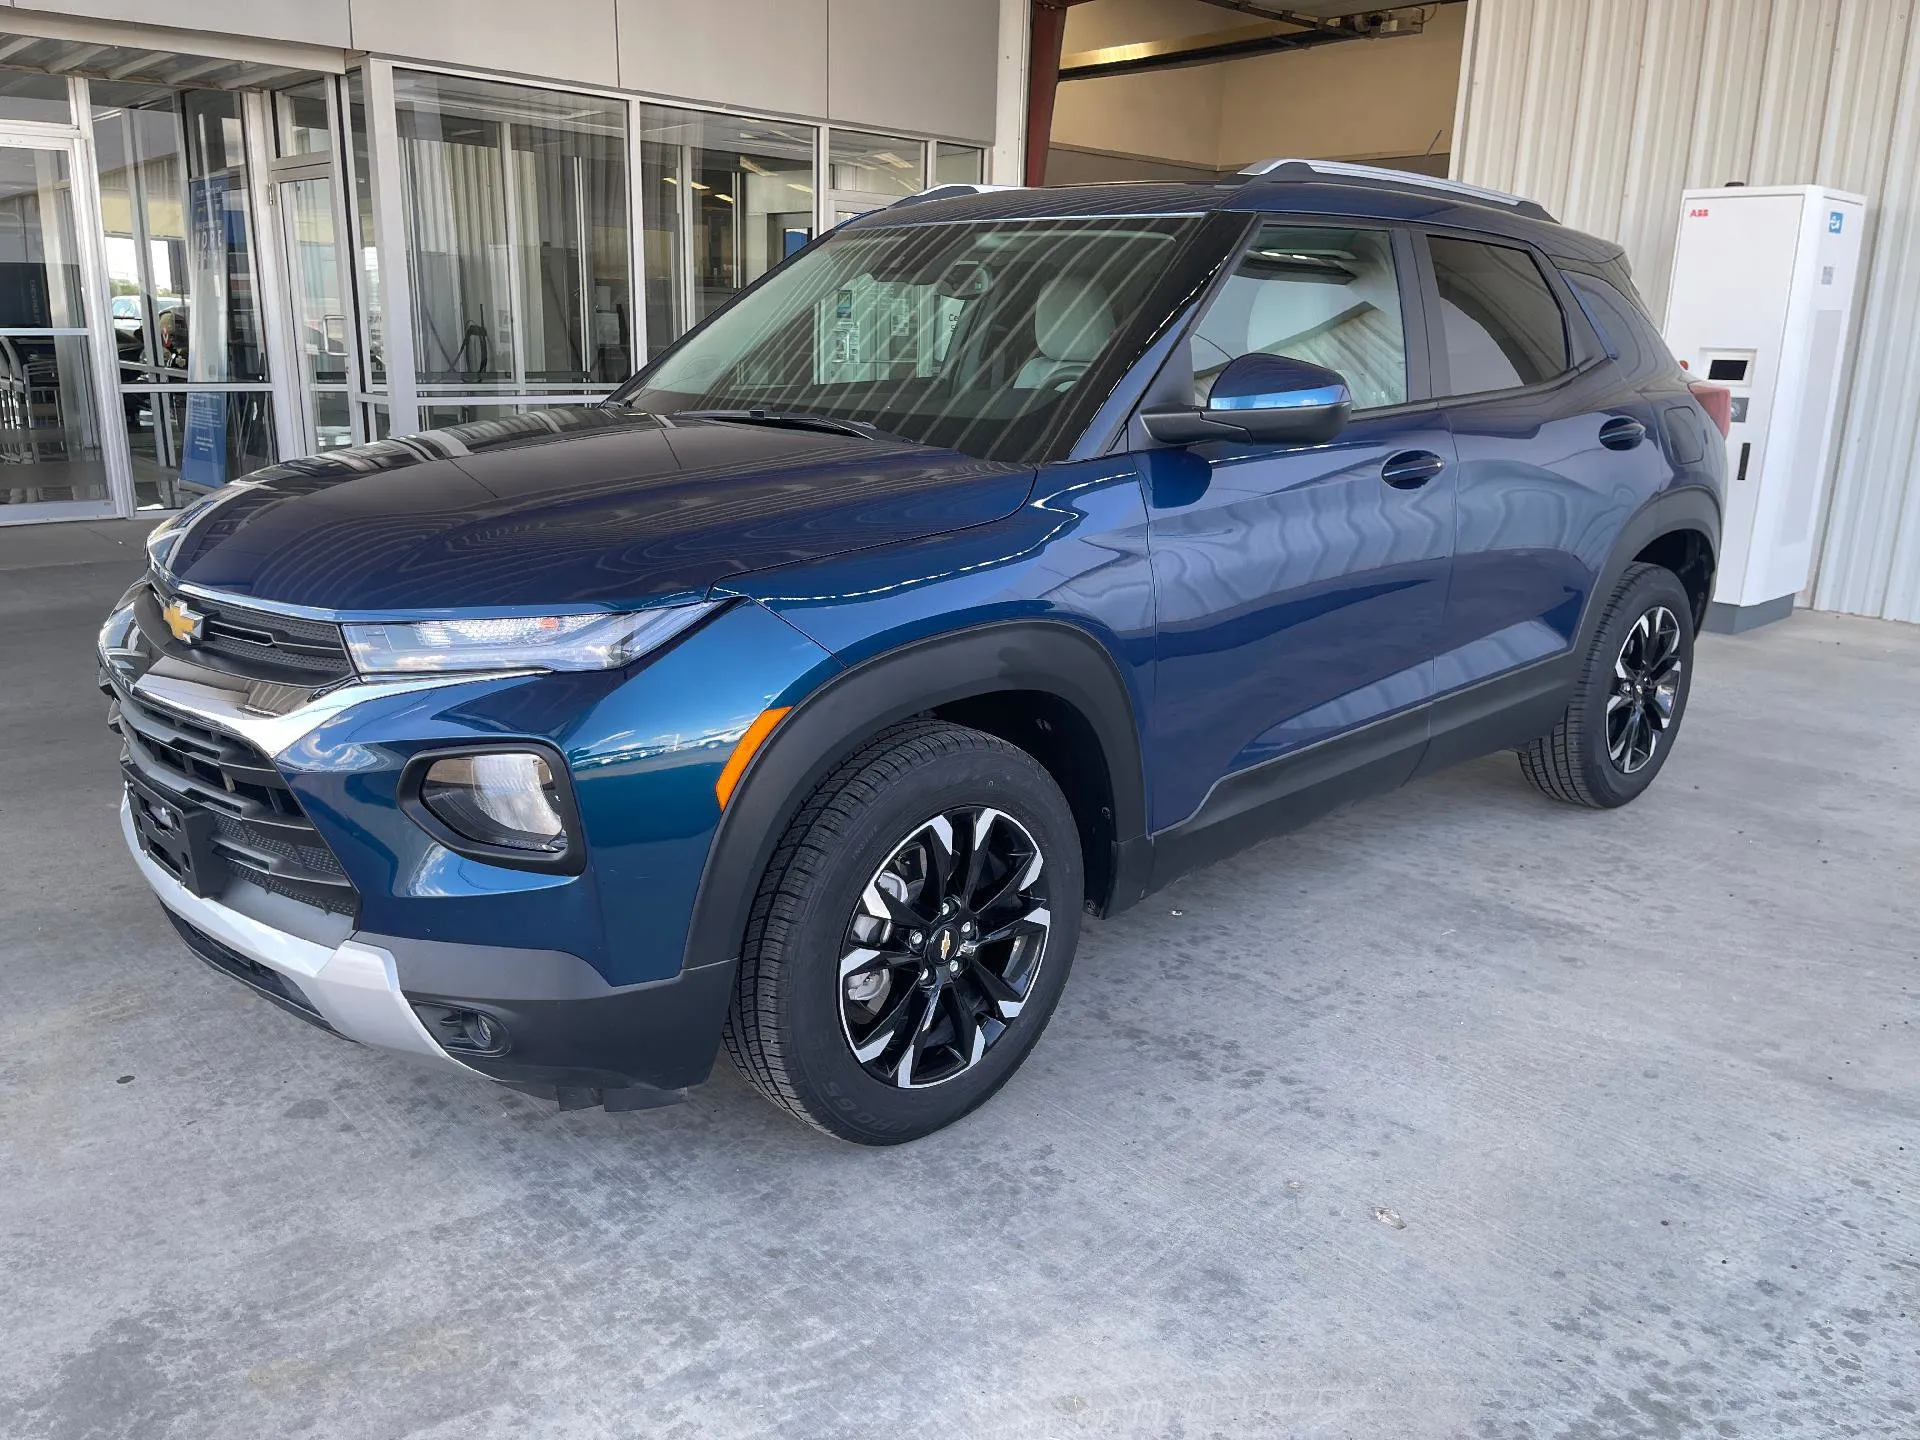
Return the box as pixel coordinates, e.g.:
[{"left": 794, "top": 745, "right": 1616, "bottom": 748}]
[
  {"left": 723, "top": 721, "right": 1082, "bottom": 1144},
  {"left": 1518, "top": 562, "right": 1695, "bottom": 808}
]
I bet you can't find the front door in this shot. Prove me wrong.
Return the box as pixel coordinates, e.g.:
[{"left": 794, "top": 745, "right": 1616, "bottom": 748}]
[
  {"left": 1141, "top": 222, "right": 1456, "bottom": 833},
  {"left": 0, "top": 131, "right": 118, "bottom": 524}
]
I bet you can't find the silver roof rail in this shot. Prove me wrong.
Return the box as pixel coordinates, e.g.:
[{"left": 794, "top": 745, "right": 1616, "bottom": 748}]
[
  {"left": 1237, "top": 158, "right": 1554, "bottom": 222},
  {"left": 889, "top": 181, "right": 1023, "bottom": 210}
]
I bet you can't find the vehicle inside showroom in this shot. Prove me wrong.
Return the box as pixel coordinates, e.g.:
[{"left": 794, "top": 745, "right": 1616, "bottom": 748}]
[{"left": 3, "top": 3, "right": 1919, "bottom": 1437}]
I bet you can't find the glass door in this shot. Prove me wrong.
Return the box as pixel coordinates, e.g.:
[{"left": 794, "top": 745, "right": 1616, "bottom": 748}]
[
  {"left": 826, "top": 128, "right": 927, "bottom": 230},
  {"left": 0, "top": 131, "right": 113, "bottom": 522},
  {"left": 275, "top": 165, "right": 357, "bottom": 453}
]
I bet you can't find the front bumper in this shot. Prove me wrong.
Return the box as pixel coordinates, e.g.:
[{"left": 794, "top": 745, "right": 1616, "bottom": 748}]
[
  {"left": 124, "top": 798, "right": 474, "bottom": 1076},
  {"left": 104, "top": 590, "right": 839, "bottom": 1107},
  {"left": 126, "top": 797, "right": 736, "bottom": 1107}
]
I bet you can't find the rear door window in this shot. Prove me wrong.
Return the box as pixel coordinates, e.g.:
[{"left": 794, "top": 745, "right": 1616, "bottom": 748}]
[{"left": 1427, "top": 236, "right": 1570, "bottom": 395}]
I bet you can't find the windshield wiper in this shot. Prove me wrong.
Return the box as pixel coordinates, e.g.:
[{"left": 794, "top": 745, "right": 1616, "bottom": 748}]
[{"left": 672, "top": 409, "right": 909, "bottom": 444}]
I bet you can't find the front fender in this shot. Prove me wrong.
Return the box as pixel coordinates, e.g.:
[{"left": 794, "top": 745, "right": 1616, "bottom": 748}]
[{"left": 680, "top": 615, "right": 1152, "bottom": 983}]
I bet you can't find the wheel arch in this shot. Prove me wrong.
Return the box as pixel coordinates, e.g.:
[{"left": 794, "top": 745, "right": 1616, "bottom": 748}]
[
  {"left": 679, "top": 620, "right": 1151, "bottom": 977},
  {"left": 1586, "top": 485, "right": 1721, "bottom": 644},
  {"left": 1631, "top": 526, "right": 1716, "bottom": 633}
]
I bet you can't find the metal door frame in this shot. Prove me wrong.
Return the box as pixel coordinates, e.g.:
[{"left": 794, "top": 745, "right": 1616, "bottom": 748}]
[
  {"left": 260, "top": 81, "right": 365, "bottom": 456},
  {"left": 0, "top": 83, "right": 136, "bottom": 525}
]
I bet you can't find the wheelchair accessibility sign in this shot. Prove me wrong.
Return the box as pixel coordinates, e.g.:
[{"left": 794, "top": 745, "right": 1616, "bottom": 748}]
[{"left": 1830, "top": 211, "right": 1845, "bottom": 234}]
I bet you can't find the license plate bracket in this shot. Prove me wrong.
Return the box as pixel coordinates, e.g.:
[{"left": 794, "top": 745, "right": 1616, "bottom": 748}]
[{"left": 126, "top": 773, "right": 227, "bottom": 898}]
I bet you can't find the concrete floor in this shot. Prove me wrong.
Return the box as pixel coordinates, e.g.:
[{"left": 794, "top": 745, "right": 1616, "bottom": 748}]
[{"left": 4, "top": 521, "right": 1916, "bottom": 1439}]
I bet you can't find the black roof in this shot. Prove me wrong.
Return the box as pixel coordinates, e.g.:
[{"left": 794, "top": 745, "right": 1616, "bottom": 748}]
[{"left": 851, "top": 164, "right": 1624, "bottom": 266}]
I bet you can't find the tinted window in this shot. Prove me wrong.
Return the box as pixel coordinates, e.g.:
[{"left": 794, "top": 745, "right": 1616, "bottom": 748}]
[
  {"left": 1429, "top": 236, "right": 1569, "bottom": 394},
  {"left": 1562, "top": 270, "right": 1673, "bottom": 382},
  {"left": 622, "top": 216, "right": 1202, "bottom": 464},
  {"left": 1189, "top": 225, "right": 1407, "bottom": 410}
]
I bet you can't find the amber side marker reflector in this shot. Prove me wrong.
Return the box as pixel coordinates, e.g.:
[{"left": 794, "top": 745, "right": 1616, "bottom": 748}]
[{"left": 716, "top": 706, "right": 791, "bottom": 809}]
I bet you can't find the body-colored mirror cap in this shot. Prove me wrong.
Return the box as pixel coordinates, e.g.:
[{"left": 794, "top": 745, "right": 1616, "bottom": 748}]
[
  {"left": 1208, "top": 353, "right": 1351, "bottom": 416},
  {"left": 1141, "top": 353, "right": 1353, "bottom": 447}
]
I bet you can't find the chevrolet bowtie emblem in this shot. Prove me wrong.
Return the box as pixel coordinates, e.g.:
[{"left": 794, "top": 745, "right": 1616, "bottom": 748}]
[{"left": 161, "top": 597, "right": 205, "bottom": 644}]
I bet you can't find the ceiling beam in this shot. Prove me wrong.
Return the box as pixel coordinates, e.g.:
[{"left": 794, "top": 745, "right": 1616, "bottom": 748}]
[
  {"left": 1059, "top": 21, "right": 1362, "bottom": 81},
  {"left": 42, "top": 41, "right": 111, "bottom": 73},
  {"left": 162, "top": 56, "right": 235, "bottom": 85},
  {"left": 104, "top": 49, "right": 173, "bottom": 80}
]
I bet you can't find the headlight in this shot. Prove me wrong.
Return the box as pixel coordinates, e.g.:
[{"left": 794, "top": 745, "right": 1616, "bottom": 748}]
[
  {"left": 419, "top": 752, "right": 567, "bottom": 854},
  {"left": 342, "top": 602, "right": 718, "bottom": 674}
]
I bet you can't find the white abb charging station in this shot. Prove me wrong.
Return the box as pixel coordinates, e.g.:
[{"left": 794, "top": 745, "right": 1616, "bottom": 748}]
[{"left": 1663, "top": 184, "right": 1866, "bottom": 631}]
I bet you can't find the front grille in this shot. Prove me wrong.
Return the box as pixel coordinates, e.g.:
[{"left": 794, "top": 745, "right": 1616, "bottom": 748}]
[
  {"left": 114, "top": 682, "right": 360, "bottom": 918},
  {"left": 162, "top": 908, "right": 337, "bottom": 1034},
  {"left": 142, "top": 579, "right": 353, "bottom": 687}
]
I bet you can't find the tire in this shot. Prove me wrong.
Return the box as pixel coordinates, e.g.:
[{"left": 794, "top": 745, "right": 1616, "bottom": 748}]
[
  {"left": 723, "top": 720, "right": 1083, "bottom": 1144},
  {"left": 1517, "top": 562, "right": 1696, "bottom": 809}
]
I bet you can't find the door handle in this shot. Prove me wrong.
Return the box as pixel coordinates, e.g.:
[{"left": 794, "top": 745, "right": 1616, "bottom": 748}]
[
  {"left": 1380, "top": 449, "right": 1447, "bottom": 489},
  {"left": 1599, "top": 415, "right": 1647, "bottom": 450}
]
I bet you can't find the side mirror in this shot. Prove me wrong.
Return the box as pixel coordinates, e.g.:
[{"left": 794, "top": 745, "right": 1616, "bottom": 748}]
[{"left": 1141, "top": 353, "right": 1353, "bottom": 447}]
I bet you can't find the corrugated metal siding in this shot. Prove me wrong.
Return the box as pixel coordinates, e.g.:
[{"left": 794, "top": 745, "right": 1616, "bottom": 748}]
[{"left": 1453, "top": 0, "right": 1920, "bottom": 622}]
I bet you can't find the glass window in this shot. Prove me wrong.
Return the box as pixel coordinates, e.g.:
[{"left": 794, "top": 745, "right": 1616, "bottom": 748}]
[
  {"left": 1563, "top": 270, "right": 1668, "bottom": 380},
  {"left": 1428, "top": 235, "right": 1569, "bottom": 394},
  {"left": 1189, "top": 225, "right": 1407, "bottom": 411},
  {"left": 620, "top": 215, "right": 1203, "bottom": 464},
  {"left": 394, "top": 70, "right": 630, "bottom": 392},
  {"left": 0, "top": 69, "right": 71, "bottom": 126},
  {"left": 829, "top": 130, "right": 926, "bottom": 197},
  {"left": 0, "top": 144, "right": 108, "bottom": 510},
  {"left": 934, "top": 144, "right": 985, "bottom": 186},
  {"left": 92, "top": 82, "right": 272, "bottom": 503},
  {"left": 122, "top": 389, "right": 276, "bottom": 509},
  {"left": 91, "top": 82, "right": 268, "bottom": 386},
  {"left": 274, "top": 79, "right": 331, "bottom": 158},
  {"left": 420, "top": 402, "right": 524, "bottom": 429},
  {"left": 639, "top": 107, "right": 817, "bottom": 357}
]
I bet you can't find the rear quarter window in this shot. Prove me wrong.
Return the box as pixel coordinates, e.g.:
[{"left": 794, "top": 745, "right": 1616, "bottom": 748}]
[{"left": 1561, "top": 270, "right": 1677, "bottom": 383}]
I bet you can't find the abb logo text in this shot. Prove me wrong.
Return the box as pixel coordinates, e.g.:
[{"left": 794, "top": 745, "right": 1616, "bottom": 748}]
[{"left": 1688, "top": 207, "right": 1711, "bottom": 218}]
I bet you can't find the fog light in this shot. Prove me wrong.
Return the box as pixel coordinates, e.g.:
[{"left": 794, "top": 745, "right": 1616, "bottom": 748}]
[
  {"left": 419, "top": 752, "right": 567, "bottom": 853},
  {"left": 412, "top": 1003, "right": 511, "bottom": 1057}
]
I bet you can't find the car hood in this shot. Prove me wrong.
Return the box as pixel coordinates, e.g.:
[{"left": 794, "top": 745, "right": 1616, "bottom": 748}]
[{"left": 157, "top": 408, "right": 1035, "bottom": 612}]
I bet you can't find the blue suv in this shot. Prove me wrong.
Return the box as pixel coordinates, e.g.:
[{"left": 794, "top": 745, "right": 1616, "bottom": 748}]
[{"left": 102, "top": 161, "right": 1725, "bottom": 1143}]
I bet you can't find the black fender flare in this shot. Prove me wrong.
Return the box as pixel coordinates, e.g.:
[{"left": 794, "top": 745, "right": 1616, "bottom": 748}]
[
  {"left": 1578, "top": 482, "right": 1721, "bottom": 648},
  {"left": 679, "top": 619, "right": 1149, "bottom": 976}
]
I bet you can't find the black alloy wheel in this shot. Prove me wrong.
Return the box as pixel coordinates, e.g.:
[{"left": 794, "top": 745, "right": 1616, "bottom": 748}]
[
  {"left": 839, "top": 806, "right": 1050, "bottom": 1089},
  {"left": 1517, "top": 561, "right": 1696, "bottom": 808},
  {"left": 725, "top": 720, "right": 1083, "bottom": 1144},
  {"left": 1607, "top": 605, "right": 1684, "bottom": 774}
]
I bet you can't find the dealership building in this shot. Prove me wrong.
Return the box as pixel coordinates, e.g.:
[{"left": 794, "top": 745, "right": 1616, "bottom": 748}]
[
  {"left": 0, "top": 0, "right": 1017, "bottom": 522},
  {"left": 1, "top": 0, "right": 1919, "bottom": 626}
]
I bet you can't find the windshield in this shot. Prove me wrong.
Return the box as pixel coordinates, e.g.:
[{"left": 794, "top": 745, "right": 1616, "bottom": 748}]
[{"left": 616, "top": 216, "right": 1203, "bottom": 464}]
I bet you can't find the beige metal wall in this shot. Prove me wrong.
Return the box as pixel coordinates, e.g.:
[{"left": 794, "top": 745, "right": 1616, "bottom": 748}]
[{"left": 1452, "top": 0, "right": 1920, "bottom": 623}]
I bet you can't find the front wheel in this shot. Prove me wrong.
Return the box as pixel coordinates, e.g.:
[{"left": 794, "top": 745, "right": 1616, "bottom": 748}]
[
  {"left": 1518, "top": 562, "right": 1696, "bottom": 808},
  {"left": 723, "top": 721, "right": 1082, "bottom": 1144}
]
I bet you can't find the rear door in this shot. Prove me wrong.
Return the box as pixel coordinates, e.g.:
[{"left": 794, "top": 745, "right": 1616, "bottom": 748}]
[
  {"left": 1138, "top": 220, "right": 1457, "bottom": 835},
  {"left": 1416, "top": 229, "right": 1672, "bottom": 769}
]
